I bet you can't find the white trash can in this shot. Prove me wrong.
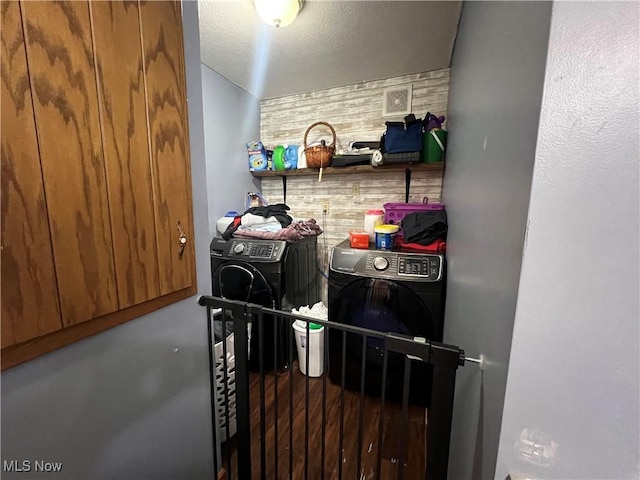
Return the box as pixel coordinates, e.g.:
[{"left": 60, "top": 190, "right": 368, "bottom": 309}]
[{"left": 292, "top": 320, "right": 324, "bottom": 377}]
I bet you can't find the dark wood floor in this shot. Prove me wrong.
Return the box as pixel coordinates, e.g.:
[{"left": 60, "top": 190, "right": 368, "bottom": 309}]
[{"left": 221, "top": 362, "right": 427, "bottom": 480}]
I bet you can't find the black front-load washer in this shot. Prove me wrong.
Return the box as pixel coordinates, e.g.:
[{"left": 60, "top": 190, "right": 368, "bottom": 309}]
[
  {"left": 328, "top": 239, "right": 446, "bottom": 406},
  {"left": 210, "top": 236, "right": 318, "bottom": 371}
]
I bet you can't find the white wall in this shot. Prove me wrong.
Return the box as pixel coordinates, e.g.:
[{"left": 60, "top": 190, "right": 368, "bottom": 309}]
[
  {"left": 0, "top": 3, "right": 215, "bottom": 479},
  {"left": 496, "top": 2, "right": 640, "bottom": 479},
  {"left": 201, "top": 64, "right": 260, "bottom": 239},
  {"left": 441, "top": 2, "right": 552, "bottom": 479}
]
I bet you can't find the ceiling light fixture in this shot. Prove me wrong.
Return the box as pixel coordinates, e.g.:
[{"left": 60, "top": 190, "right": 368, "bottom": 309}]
[{"left": 254, "top": 0, "right": 303, "bottom": 28}]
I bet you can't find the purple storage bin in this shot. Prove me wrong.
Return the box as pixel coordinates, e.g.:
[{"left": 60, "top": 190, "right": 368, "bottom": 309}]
[{"left": 383, "top": 197, "right": 445, "bottom": 228}]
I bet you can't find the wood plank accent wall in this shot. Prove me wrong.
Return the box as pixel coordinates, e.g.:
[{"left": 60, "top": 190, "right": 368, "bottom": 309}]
[
  {"left": 260, "top": 69, "right": 450, "bottom": 275},
  {"left": 260, "top": 69, "right": 449, "bottom": 148},
  {"left": 261, "top": 172, "right": 443, "bottom": 253}
]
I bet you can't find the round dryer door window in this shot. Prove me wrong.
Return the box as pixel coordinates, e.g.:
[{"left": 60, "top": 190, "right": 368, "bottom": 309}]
[
  {"left": 211, "top": 262, "right": 275, "bottom": 340},
  {"left": 212, "top": 262, "right": 286, "bottom": 372},
  {"left": 212, "top": 262, "right": 275, "bottom": 308},
  {"left": 330, "top": 277, "right": 433, "bottom": 353},
  {"left": 328, "top": 277, "right": 436, "bottom": 406}
]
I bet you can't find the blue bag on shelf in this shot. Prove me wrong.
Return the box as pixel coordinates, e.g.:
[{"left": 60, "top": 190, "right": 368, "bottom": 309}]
[{"left": 382, "top": 115, "right": 423, "bottom": 153}]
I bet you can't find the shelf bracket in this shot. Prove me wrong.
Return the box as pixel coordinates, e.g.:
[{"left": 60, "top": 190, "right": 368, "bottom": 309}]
[
  {"left": 405, "top": 168, "right": 412, "bottom": 203},
  {"left": 282, "top": 175, "right": 287, "bottom": 204}
]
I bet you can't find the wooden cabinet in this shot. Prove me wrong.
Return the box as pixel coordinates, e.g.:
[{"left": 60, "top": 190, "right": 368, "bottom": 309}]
[
  {"left": 0, "top": 0, "right": 196, "bottom": 368},
  {"left": 21, "top": 1, "right": 119, "bottom": 325},
  {"left": 0, "top": 1, "right": 63, "bottom": 348},
  {"left": 91, "top": 0, "right": 161, "bottom": 308},
  {"left": 140, "top": 0, "right": 195, "bottom": 296}
]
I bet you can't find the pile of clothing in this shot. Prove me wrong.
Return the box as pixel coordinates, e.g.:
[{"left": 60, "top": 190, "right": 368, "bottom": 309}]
[
  {"left": 399, "top": 210, "right": 448, "bottom": 253},
  {"left": 222, "top": 203, "right": 322, "bottom": 243}
]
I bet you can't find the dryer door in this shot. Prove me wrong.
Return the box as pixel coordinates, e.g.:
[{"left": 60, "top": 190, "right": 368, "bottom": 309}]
[
  {"left": 331, "top": 277, "right": 433, "bottom": 349},
  {"left": 213, "top": 261, "right": 275, "bottom": 307},
  {"left": 211, "top": 261, "right": 275, "bottom": 340},
  {"left": 329, "top": 277, "right": 434, "bottom": 406},
  {"left": 212, "top": 261, "right": 286, "bottom": 372}
]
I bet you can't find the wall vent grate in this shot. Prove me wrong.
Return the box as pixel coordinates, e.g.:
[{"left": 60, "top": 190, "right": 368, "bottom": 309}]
[{"left": 383, "top": 85, "right": 413, "bottom": 116}]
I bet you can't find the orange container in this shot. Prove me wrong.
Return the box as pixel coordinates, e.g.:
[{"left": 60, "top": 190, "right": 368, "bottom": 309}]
[{"left": 349, "top": 230, "right": 369, "bottom": 249}]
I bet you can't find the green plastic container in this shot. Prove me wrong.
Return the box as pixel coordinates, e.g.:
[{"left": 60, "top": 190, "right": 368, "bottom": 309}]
[
  {"left": 423, "top": 129, "right": 448, "bottom": 163},
  {"left": 273, "top": 145, "right": 286, "bottom": 170}
]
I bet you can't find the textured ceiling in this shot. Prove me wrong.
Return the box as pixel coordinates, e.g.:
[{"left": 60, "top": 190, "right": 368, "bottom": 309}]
[{"left": 198, "top": 1, "right": 462, "bottom": 100}]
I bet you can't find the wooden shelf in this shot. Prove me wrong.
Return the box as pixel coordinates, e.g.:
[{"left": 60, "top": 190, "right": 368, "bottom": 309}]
[{"left": 250, "top": 162, "right": 443, "bottom": 178}]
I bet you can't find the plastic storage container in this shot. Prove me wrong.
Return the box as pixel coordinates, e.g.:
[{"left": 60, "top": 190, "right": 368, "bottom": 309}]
[
  {"left": 423, "top": 129, "right": 447, "bottom": 163},
  {"left": 375, "top": 224, "right": 400, "bottom": 250},
  {"left": 293, "top": 320, "right": 325, "bottom": 377},
  {"left": 364, "top": 209, "right": 385, "bottom": 242},
  {"left": 383, "top": 198, "right": 444, "bottom": 228}
]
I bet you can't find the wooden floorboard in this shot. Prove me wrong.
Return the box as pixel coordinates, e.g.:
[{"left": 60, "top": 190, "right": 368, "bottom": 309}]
[{"left": 222, "top": 362, "right": 427, "bottom": 480}]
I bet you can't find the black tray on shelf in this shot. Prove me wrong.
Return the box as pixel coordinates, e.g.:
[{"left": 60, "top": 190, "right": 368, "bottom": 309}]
[
  {"left": 331, "top": 154, "right": 372, "bottom": 167},
  {"left": 383, "top": 151, "right": 422, "bottom": 164}
]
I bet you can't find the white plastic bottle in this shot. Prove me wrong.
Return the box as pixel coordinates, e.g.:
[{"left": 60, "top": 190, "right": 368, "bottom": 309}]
[{"left": 364, "top": 209, "right": 385, "bottom": 243}]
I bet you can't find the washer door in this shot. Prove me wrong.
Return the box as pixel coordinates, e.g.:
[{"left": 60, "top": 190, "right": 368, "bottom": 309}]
[{"left": 330, "top": 277, "right": 433, "bottom": 351}]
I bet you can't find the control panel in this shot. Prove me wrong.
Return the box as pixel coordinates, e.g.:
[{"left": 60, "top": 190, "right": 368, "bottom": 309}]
[
  {"left": 330, "top": 241, "right": 443, "bottom": 282},
  {"left": 210, "top": 238, "right": 286, "bottom": 263},
  {"left": 398, "top": 257, "right": 441, "bottom": 278}
]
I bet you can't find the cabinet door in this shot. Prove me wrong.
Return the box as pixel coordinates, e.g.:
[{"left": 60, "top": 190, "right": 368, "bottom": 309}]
[
  {"left": 91, "top": 0, "right": 161, "bottom": 308},
  {"left": 22, "top": 1, "right": 118, "bottom": 325},
  {"left": 140, "top": 0, "right": 195, "bottom": 295},
  {"left": 1, "top": 1, "right": 63, "bottom": 348}
]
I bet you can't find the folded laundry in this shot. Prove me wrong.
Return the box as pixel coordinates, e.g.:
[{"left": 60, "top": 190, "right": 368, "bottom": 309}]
[
  {"left": 233, "top": 219, "right": 322, "bottom": 243},
  {"left": 399, "top": 238, "right": 447, "bottom": 254},
  {"left": 237, "top": 222, "right": 282, "bottom": 233},
  {"left": 291, "top": 219, "right": 322, "bottom": 236},
  {"left": 245, "top": 203, "right": 292, "bottom": 227},
  {"left": 234, "top": 228, "right": 301, "bottom": 242},
  {"left": 401, "top": 211, "right": 448, "bottom": 245},
  {"left": 241, "top": 213, "right": 282, "bottom": 228},
  {"left": 222, "top": 203, "right": 293, "bottom": 240}
]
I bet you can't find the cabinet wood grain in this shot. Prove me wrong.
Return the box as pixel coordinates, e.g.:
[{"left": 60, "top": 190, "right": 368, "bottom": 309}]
[
  {"left": 140, "top": 0, "right": 195, "bottom": 295},
  {"left": 21, "top": 1, "right": 118, "bottom": 325},
  {"left": 90, "top": 0, "right": 160, "bottom": 308},
  {"left": 1, "top": 1, "right": 63, "bottom": 348}
]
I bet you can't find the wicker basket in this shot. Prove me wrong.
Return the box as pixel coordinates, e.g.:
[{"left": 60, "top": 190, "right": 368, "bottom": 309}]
[{"left": 303, "top": 121, "right": 336, "bottom": 168}]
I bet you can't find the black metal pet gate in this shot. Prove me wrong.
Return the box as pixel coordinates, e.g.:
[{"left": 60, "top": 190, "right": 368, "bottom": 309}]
[{"left": 199, "top": 295, "right": 467, "bottom": 480}]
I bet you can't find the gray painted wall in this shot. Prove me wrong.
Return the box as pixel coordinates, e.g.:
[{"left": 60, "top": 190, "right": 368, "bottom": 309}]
[
  {"left": 201, "top": 64, "right": 260, "bottom": 239},
  {"left": 496, "top": 2, "right": 640, "bottom": 479},
  {"left": 441, "top": 2, "right": 551, "bottom": 479},
  {"left": 0, "top": 3, "right": 214, "bottom": 479}
]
